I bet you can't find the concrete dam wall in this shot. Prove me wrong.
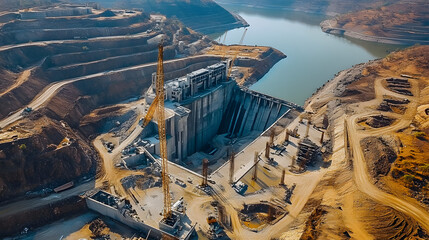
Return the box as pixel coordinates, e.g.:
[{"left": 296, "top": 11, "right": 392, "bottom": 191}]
[
  {"left": 149, "top": 82, "right": 301, "bottom": 162},
  {"left": 219, "top": 87, "right": 301, "bottom": 138},
  {"left": 181, "top": 81, "right": 235, "bottom": 158}
]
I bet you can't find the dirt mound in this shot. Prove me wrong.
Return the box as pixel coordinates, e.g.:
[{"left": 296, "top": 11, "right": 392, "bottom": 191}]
[
  {"left": 365, "top": 115, "right": 395, "bottom": 128},
  {"left": 300, "top": 206, "right": 328, "bottom": 240},
  {"left": 362, "top": 198, "right": 429, "bottom": 240},
  {"left": 361, "top": 137, "right": 397, "bottom": 178},
  {"left": 98, "top": 10, "right": 116, "bottom": 17}
]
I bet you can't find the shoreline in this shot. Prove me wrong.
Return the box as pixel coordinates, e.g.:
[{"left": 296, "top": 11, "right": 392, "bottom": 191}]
[
  {"left": 216, "top": 1, "right": 337, "bottom": 16},
  {"left": 320, "top": 19, "right": 427, "bottom": 46}
]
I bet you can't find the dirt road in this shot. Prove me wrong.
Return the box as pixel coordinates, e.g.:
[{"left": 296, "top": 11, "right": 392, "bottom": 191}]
[
  {"left": 346, "top": 77, "right": 429, "bottom": 232},
  {"left": 0, "top": 55, "right": 220, "bottom": 129}
]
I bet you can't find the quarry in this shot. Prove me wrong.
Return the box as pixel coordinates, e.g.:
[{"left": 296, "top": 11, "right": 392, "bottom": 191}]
[
  {"left": 0, "top": 1, "right": 428, "bottom": 240},
  {"left": 0, "top": 3, "right": 313, "bottom": 239}
]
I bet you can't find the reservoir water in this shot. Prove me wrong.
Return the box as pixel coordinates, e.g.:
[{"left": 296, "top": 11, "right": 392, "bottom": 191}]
[{"left": 212, "top": 4, "right": 406, "bottom": 105}]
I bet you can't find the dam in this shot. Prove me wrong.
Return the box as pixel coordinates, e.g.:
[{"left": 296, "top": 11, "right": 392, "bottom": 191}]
[{"left": 140, "top": 60, "right": 302, "bottom": 165}]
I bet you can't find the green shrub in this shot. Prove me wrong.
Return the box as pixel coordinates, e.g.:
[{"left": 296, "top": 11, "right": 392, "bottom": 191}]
[
  {"left": 420, "top": 164, "right": 429, "bottom": 173},
  {"left": 19, "top": 144, "right": 26, "bottom": 150},
  {"left": 401, "top": 174, "right": 415, "bottom": 186}
]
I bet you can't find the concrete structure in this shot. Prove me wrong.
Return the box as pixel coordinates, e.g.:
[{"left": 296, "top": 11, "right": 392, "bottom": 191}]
[
  {"left": 86, "top": 190, "right": 195, "bottom": 240},
  {"left": 122, "top": 149, "right": 147, "bottom": 168},
  {"left": 142, "top": 61, "right": 301, "bottom": 165},
  {"left": 144, "top": 62, "right": 234, "bottom": 162},
  {"left": 218, "top": 87, "right": 301, "bottom": 138},
  {"left": 148, "top": 61, "right": 228, "bottom": 103}
]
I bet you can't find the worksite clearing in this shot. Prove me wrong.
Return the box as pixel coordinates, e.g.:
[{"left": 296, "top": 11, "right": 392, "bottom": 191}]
[{"left": 0, "top": 2, "right": 428, "bottom": 240}]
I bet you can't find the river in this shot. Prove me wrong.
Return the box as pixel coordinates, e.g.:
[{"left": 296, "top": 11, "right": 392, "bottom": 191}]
[{"left": 211, "top": 4, "right": 407, "bottom": 105}]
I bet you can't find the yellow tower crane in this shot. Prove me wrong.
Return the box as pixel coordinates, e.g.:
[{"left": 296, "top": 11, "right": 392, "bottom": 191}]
[{"left": 140, "top": 44, "right": 172, "bottom": 219}]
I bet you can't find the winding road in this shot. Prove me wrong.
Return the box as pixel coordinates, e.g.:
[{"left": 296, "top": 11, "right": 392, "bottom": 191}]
[
  {"left": 346, "top": 77, "right": 429, "bottom": 232},
  {"left": 0, "top": 54, "right": 219, "bottom": 129}
]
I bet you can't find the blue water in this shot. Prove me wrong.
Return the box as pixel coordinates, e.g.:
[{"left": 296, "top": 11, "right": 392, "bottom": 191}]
[{"left": 212, "top": 5, "right": 405, "bottom": 105}]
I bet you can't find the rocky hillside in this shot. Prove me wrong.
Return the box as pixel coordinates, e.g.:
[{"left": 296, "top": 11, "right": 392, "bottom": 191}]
[
  {"left": 0, "top": 117, "right": 97, "bottom": 202},
  {"left": 294, "top": 46, "right": 429, "bottom": 239},
  {"left": 0, "top": 5, "right": 212, "bottom": 202},
  {"left": 85, "top": 0, "right": 248, "bottom": 34},
  {"left": 321, "top": 0, "right": 429, "bottom": 44},
  {"left": 0, "top": 0, "right": 60, "bottom": 11},
  {"left": 218, "top": 0, "right": 428, "bottom": 44}
]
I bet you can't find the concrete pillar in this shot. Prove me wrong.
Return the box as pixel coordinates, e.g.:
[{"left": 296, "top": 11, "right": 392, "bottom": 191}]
[
  {"left": 201, "top": 159, "right": 209, "bottom": 187},
  {"left": 323, "top": 114, "right": 329, "bottom": 129},
  {"left": 265, "top": 142, "right": 270, "bottom": 159},
  {"left": 229, "top": 153, "right": 235, "bottom": 184},
  {"left": 252, "top": 152, "right": 258, "bottom": 181},
  {"left": 280, "top": 169, "right": 285, "bottom": 185},
  {"left": 269, "top": 129, "right": 275, "bottom": 146},
  {"left": 291, "top": 156, "right": 296, "bottom": 167},
  {"left": 285, "top": 130, "right": 290, "bottom": 142}
]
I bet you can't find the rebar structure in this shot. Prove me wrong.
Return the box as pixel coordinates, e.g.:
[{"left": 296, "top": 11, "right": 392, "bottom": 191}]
[
  {"left": 252, "top": 151, "right": 258, "bottom": 181},
  {"left": 265, "top": 142, "right": 270, "bottom": 159},
  {"left": 229, "top": 153, "right": 235, "bottom": 184},
  {"left": 202, "top": 159, "right": 209, "bottom": 187},
  {"left": 269, "top": 129, "right": 275, "bottom": 146},
  {"left": 285, "top": 129, "right": 290, "bottom": 142},
  {"left": 280, "top": 168, "right": 286, "bottom": 185}
]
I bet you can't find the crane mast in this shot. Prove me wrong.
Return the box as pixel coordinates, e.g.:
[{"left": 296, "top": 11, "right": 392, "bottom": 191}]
[{"left": 156, "top": 44, "right": 172, "bottom": 219}]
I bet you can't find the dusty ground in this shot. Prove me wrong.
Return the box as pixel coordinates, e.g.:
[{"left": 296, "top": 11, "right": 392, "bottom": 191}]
[
  {"left": 295, "top": 45, "right": 429, "bottom": 239},
  {"left": 205, "top": 44, "right": 286, "bottom": 86}
]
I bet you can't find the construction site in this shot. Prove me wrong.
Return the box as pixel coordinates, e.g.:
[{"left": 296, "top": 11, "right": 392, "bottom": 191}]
[
  {"left": 2, "top": 1, "right": 427, "bottom": 240},
  {"left": 0, "top": 4, "right": 325, "bottom": 239},
  {"left": 82, "top": 44, "right": 325, "bottom": 239}
]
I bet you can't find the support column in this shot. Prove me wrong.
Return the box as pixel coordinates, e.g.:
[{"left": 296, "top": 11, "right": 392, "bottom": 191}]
[
  {"left": 269, "top": 129, "right": 275, "bottom": 146},
  {"left": 229, "top": 153, "right": 235, "bottom": 184},
  {"left": 280, "top": 169, "right": 285, "bottom": 185},
  {"left": 265, "top": 142, "right": 270, "bottom": 159},
  {"left": 291, "top": 156, "right": 296, "bottom": 168},
  {"left": 252, "top": 151, "right": 258, "bottom": 181},
  {"left": 201, "top": 159, "right": 208, "bottom": 187},
  {"left": 285, "top": 129, "right": 290, "bottom": 142},
  {"left": 320, "top": 131, "right": 325, "bottom": 144}
]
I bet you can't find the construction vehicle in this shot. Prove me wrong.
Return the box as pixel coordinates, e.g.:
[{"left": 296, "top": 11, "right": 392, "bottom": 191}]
[{"left": 207, "top": 215, "right": 218, "bottom": 225}]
